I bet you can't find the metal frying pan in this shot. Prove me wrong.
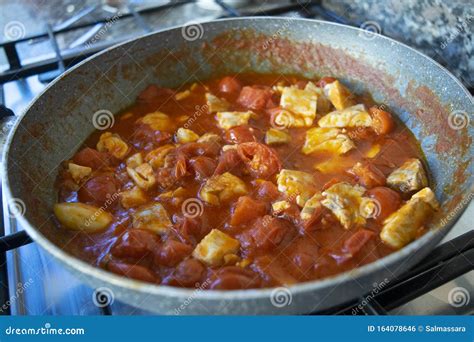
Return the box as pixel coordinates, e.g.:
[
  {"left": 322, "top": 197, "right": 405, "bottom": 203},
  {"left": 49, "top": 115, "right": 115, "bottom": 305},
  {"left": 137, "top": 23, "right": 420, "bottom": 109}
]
[{"left": 2, "top": 18, "right": 473, "bottom": 314}]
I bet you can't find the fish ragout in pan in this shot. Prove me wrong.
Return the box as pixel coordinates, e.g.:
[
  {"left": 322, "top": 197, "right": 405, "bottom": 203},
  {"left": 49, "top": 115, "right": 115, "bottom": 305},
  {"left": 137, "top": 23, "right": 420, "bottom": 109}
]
[{"left": 54, "top": 74, "right": 438, "bottom": 289}]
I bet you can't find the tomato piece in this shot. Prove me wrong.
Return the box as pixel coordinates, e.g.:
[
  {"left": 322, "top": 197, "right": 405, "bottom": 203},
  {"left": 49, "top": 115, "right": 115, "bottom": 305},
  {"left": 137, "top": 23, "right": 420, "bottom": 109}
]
[
  {"left": 300, "top": 204, "right": 324, "bottom": 232},
  {"left": 111, "top": 229, "right": 160, "bottom": 259},
  {"left": 293, "top": 252, "right": 314, "bottom": 272},
  {"left": 252, "top": 256, "right": 297, "bottom": 285},
  {"left": 78, "top": 173, "right": 119, "bottom": 206},
  {"left": 154, "top": 240, "right": 193, "bottom": 267},
  {"left": 248, "top": 216, "right": 288, "bottom": 250},
  {"left": 265, "top": 95, "right": 278, "bottom": 109},
  {"left": 343, "top": 229, "right": 375, "bottom": 255},
  {"left": 219, "top": 76, "right": 242, "bottom": 94},
  {"left": 175, "top": 216, "right": 208, "bottom": 245},
  {"left": 209, "top": 266, "right": 259, "bottom": 290},
  {"left": 107, "top": 260, "right": 157, "bottom": 283},
  {"left": 155, "top": 167, "right": 176, "bottom": 188},
  {"left": 189, "top": 156, "right": 217, "bottom": 180},
  {"left": 255, "top": 180, "right": 280, "bottom": 201},
  {"left": 276, "top": 202, "right": 301, "bottom": 227},
  {"left": 133, "top": 124, "right": 172, "bottom": 149},
  {"left": 137, "top": 84, "right": 173, "bottom": 102},
  {"left": 230, "top": 196, "right": 267, "bottom": 226},
  {"left": 315, "top": 76, "right": 336, "bottom": 88},
  {"left": 73, "top": 147, "right": 111, "bottom": 170},
  {"left": 178, "top": 142, "right": 220, "bottom": 158},
  {"left": 224, "top": 125, "right": 257, "bottom": 144},
  {"left": 174, "top": 153, "right": 188, "bottom": 179},
  {"left": 290, "top": 240, "right": 320, "bottom": 274},
  {"left": 171, "top": 259, "right": 206, "bottom": 287},
  {"left": 237, "top": 86, "right": 272, "bottom": 111},
  {"left": 348, "top": 161, "right": 386, "bottom": 188},
  {"left": 330, "top": 229, "right": 375, "bottom": 264},
  {"left": 214, "top": 149, "right": 242, "bottom": 175},
  {"left": 322, "top": 177, "right": 345, "bottom": 191},
  {"left": 369, "top": 106, "right": 395, "bottom": 135},
  {"left": 237, "top": 142, "right": 281, "bottom": 179},
  {"left": 366, "top": 186, "right": 402, "bottom": 223}
]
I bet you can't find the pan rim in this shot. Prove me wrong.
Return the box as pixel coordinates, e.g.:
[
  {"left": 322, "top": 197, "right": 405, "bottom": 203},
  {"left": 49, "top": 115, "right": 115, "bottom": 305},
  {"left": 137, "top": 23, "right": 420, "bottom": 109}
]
[{"left": 2, "top": 16, "right": 472, "bottom": 303}]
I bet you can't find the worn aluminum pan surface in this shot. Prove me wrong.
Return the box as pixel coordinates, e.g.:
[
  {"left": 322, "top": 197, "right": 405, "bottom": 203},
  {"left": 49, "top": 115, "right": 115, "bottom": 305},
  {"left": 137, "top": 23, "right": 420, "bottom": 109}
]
[{"left": 3, "top": 18, "right": 473, "bottom": 314}]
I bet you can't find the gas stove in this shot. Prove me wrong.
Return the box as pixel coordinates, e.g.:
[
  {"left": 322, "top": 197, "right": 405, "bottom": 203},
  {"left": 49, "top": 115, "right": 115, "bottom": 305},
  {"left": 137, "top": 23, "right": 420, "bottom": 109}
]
[{"left": 0, "top": 0, "right": 472, "bottom": 315}]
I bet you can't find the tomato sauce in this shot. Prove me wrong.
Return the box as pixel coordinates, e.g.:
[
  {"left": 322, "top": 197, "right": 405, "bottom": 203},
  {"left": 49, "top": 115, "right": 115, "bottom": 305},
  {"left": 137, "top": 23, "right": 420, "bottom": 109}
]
[{"left": 54, "top": 73, "right": 430, "bottom": 290}]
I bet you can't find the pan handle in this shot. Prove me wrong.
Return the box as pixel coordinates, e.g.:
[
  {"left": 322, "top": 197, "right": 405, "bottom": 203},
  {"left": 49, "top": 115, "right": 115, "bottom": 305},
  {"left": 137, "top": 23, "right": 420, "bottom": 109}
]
[{"left": 0, "top": 231, "right": 32, "bottom": 253}]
